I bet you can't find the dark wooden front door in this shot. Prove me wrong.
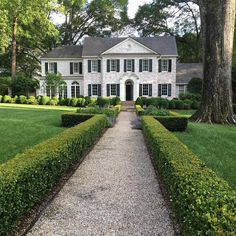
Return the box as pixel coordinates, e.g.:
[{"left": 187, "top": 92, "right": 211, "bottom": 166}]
[{"left": 126, "top": 84, "right": 133, "bottom": 101}]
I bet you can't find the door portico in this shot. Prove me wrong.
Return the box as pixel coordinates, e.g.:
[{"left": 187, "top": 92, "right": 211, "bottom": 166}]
[{"left": 120, "top": 74, "right": 139, "bottom": 101}]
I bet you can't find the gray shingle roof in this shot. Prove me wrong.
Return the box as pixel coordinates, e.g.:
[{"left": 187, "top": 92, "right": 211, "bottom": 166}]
[
  {"left": 176, "top": 63, "right": 203, "bottom": 84},
  {"left": 41, "top": 45, "right": 83, "bottom": 59},
  {"left": 82, "top": 36, "right": 178, "bottom": 56}
]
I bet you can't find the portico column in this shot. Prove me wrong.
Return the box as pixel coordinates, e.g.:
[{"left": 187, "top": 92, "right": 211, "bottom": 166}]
[{"left": 120, "top": 81, "right": 125, "bottom": 101}]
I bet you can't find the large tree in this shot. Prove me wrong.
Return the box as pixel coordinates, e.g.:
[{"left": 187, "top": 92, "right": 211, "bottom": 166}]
[
  {"left": 191, "top": 0, "right": 236, "bottom": 123},
  {"left": 58, "top": 0, "right": 129, "bottom": 45},
  {"left": 0, "top": 0, "right": 58, "bottom": 77}
]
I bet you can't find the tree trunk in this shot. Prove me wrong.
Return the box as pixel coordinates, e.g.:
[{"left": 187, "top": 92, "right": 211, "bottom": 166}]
[
  {"left": 11, "top": 16, "right": 17, "bottom": 78},
  {"left": 191, "top": 0, "right": 236, "bottom": 124}
]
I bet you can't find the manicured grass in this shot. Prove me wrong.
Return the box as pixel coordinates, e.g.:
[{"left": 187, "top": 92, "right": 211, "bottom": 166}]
[
  {"left": 175, "top": 122, "right": 236, "bottom": 190},
  {"left": 0, "top": 107, "right": 70, "bottom": 164}
]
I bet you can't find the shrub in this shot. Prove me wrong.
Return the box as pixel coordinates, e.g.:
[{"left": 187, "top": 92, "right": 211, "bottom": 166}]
[
  {"left": 77, "top": 106, "right": 119, "bottom": 118},
  {"left": 52, "top": 97, "right": 59, "bottom": 105},
  {"left": 97, "top": 96, "right": 110, "bottom": 108},
  {"left": 146, "top": 98, "right": 157, "bottom": 107},
  {"left": 77, "top": 97, "right": 86, "bottom": 107},
  {"left": 155, "top": 116, "right": 188, "bottom": 131},
  {"left": 12, "top": 95, "right": 18, "bottom": 103},
  {"left": 135, "top": 97, "right": 143, "bottom": 107},
  {"left": 168, "top": 100, "right": 176, "bottom": 109},
  {"left": 63, "top": 98, "right": 71, "bottom": 106},
  {"left": 174, "top": 100, "right": 184, "bottom": 109},
  {"left": 158, "top": 99, "right": 169, "bottom": 109},
  {"left": 179, "top": 93, "right": 201, "bottom": 102},
  {"left": 3, "top": 95, "right": 12, "bottom": 103},
  {"left": 183, "top": 103, "right": 191, "bottom": 110},
  {"left": 0, "top": 95, "right": 2, "bottom": 102},
  {"left": 27, "top": 96, "right": 38, "bottom": 105},
  {"left": 58, "top": 98, "right": 66, "bottom": 106},
  {"left": 16, "top": 95, "right": 27, "bottom": 104},
  {"left": 141, "top": 116, "right": 236, "bottom": 235},
  {"left": 70, "top": 98, "right": 78, "bottom": 107},
  {"left": 110, "top": 96, "right": 121, "bottom": 106},
  {"left": 187, "top": 77, "right": 202, "bottom": 94},
  {"left": 135, "top": 105, "right": 145, "bottom": 116},
  {"left": 61, "top": 113, "right": 93, "bottom": 127},
  {"left": 39, "top": 96, "right": 50, "bottom": 105},
  {"left": 144, "top": 105, "right": 170, "bottom": 116},
  {"left": 0, "top": 115, "right": 107, "bottom": 235},
  {"left": 191, "top": 100, "right": 200, "bottom": 109}
]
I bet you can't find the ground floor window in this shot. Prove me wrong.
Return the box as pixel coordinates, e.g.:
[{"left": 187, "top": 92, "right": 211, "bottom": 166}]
[
  {"left": 106, "top": 84, "right": 120, "bottom": 96},
  {"left": 178, "top": 85, "right": 187, "bottom": 95},
  {"left": 59, "top": 83, "right": 67, "bottom": 99},
  {"left": 158, "top": 84, "right": 172, "bottom": 97},
  {"left": 71, "top": 81, "right": 80, "bottom": 98},
  {"left": 139, "top": 84, "right": 152, "bottom": 96},
  {"left": 46, "top": 85, "right": 56, "bottom": 98},
  {"left": 88, "top": 84, "right": 101, "bottom": 96}
]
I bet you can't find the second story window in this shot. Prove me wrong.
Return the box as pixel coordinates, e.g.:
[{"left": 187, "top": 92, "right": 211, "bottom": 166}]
[
  {"left": 161, "top": 60, "right": 168, "bottom": 72},
  {"left": 74, "top": 63, "right": 79, "bottom": 73},
  {"left": 88, "top": 60, "right": 101, "bottom": 73},
  {"left": 111, "top": 60, "right": 117, "bottom": 71},
  {"left": 139, "top": 59, "right": 152, "bottom": 72},
  {"left": 70, "top": 62, "right": 83, "bottom": 75},
  {"left": 45, "top": 62, "right": 57, "bottom": 74},
  {"left": 158, "top": 59, "right": 172, "bottom": 72},
  {"left": 107, "top": 59, "right": 120, "bottom": 72},
  {"left": 124, "top": 59, "right": 135, "bottom": 72}
]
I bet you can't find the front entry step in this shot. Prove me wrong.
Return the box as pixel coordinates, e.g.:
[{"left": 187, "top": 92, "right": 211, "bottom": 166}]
[{"left": 121, "top": 101, "right": 135, "bottom": 111}]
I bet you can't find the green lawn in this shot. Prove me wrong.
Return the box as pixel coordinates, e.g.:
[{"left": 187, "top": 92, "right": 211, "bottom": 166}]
[
  {"left": 175, "top": 122, "right": 236, "bottom": 190},
  {"left": 171, "top": 109, "right": 196, "bottom": 116},
  {"left": 0, "top": 106, "right": 74, "bottom": 164}
]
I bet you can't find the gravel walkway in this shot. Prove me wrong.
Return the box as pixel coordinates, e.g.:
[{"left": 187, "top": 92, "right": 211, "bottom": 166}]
[{"left": 27, "top": 112, "right": 176, "bottom": 236}]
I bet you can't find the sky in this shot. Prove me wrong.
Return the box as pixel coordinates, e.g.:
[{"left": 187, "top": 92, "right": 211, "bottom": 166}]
[{"left": 128, "top": 0, "right": 152, "bottom": 19}]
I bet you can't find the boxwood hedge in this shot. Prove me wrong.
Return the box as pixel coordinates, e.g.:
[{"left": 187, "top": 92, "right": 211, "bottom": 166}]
[
  {"left": 0, "top": 114, "right": 107, "bottom": 235},
  {"left": 141, "top": 116, "right": 236, "bottom": 235},
  {"left": 61, "top": 113, "right": 93, "bottom": 127}
]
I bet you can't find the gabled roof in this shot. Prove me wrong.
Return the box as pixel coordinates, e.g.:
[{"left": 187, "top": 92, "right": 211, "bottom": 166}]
[
  {"left": 82, "top": 36, "right": 178, "bottom": 56},
  {"left": 41, "top": 45, "right": 83, "bottom": 59},
  {"left": 176, "top": 63, "right": 203, "bottom": 84}
]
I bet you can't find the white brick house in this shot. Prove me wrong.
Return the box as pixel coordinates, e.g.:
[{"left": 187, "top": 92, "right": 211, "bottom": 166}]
[{"left": 39, "top": 36, "right": 178, "bottom": 101}]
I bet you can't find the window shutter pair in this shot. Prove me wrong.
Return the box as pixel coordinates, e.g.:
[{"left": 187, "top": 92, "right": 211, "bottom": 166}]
[
  {"left": 107, "top": 60, "right": 120, "bottom": 72},
  {"left": 158, "top": 84, "right": 172, "bottom": 96},
  {"left": 88, "top": 60, "right": 101, "bottom": 73},
  {"left": 45, "top": 62, "right": 57, "bottom": 74},
  {"left": 124, "top": 59, "right": 135, "bottom": 72},
  {"left": 106, "top": 84, "right": 120, "bottom": 96},
  {"left": 88, "top": 84, "right": 102, "bottom": 96},
  {"left": 158, "top": 59, "right": 172, "bottom": 72}
]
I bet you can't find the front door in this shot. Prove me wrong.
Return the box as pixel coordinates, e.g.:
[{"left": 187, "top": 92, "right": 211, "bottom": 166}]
[{"left": 126, "top": 83, "right": 133, "bottom": 101}]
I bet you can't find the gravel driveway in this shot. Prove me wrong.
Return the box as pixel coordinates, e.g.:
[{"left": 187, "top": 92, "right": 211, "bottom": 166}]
[{"left": 27, "top": 112, "right": 176, "bottom": 236}]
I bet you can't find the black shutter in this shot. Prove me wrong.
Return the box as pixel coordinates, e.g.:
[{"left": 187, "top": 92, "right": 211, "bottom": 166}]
[
  {"left": 158, "top": 60, "right": 162, "bottom": 72},
  {"left": 79, "top": 62, "right": 83, "bottom": 74},
  {"left": 70, "top": 62, "right": 73, "bottom": 75},
  {"left": 149, "top": 59, "right": 152, "bottom": 72},
  {"left": 168, "top": 84, "right": 172, "bottom": 97},
  {"left": 88, "top": 84, "right": 91, "bottom": 96},
  {"left": 132, "top": 59, "right": 135, "bottom": 72},
  {"left": 98, "top": 60, "right": 101, "bottom": 72},
  {"left": 54, "top": 63, "right": 57, "bottom": 74},
  {"left": 88, "top": 60, "right": 91, "bottom": 73},
  {"left": 98, "top": 84, "right": 102, "bottom": 96},
  {"left": 168, "top": 59, "right": 172, "bottom": 72},
  {"left": 158, "top": 84, "right": 162, "bottom": 96},
  {"left": 149, "top": 84, "right": 152, "bottom": 96},
  {"left": 139, "top": 84, "right": 143, "bottom": 96},
  {"left": 117, "top": 59, "right": 120, "bottom": 72},
  {"left": 124, "top": 60, "right": 127, "bottom": 72},
  {"left": 107, "top": 59, "right": 110, "bottom": 72},
  {"left": 139, "top": 59, "right": 142, "bottom": 72},
  {"left": 107, "top": 84, "right": 110, "bottom": 96},
  {"left": 45, "top": 63, "right": 48, "bottom": 73},
  {"left": 116, "top": 84, "right": 120, "bottom": 96}
]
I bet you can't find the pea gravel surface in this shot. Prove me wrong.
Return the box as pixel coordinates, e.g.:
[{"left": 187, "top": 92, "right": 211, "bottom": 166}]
[{"left": 27, "top": 112, "right": 176, "bottom": 236}]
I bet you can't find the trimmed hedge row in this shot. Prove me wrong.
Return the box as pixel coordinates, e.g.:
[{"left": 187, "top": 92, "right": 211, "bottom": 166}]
[
  {"left": 135, "top": 105, "right": 145, "bottom": 116},
  {"left": 61, "top": 113, "right": 93, "bottom": 127},
  {"left": 77, "top": 105, "right": 121, "bottom": 117},
  {"left": 155, "top": 116, "right": 188, "bottom": 131},
  {"left": 141, "top": 116, "right": 236, "bottom": 235},
  {"left": 0, "top": 115, "right": 107, "bottom": 235}
]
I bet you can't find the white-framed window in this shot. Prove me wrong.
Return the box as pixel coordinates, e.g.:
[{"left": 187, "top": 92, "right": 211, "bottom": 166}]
[
  {"left": 161, "top": 84, "right": 168, "bottom": 95},
  {"left": 49, "top": 63, "right": 55, "bottom": 73},
  {"left": 71, "top": 81, "right": 80, "bottom": 98},
  {"left": 92, "top": 84, "right": 98, "bottom": 96},
  {"left": 178, "top": 85, "right": 186, "bottom": 94},
  {"left": 91, "top": 60, "right": 98, "bottom": 72},
  {"left": 161, "top": 60, "right": 168, "bottom": 72},
  {"left": 127, "top": 59, "right": 133, "bottom": 71},
  {"left": 142, "top": 59, "right": 149, "bottom": 71},
  {"left": 142, "top": 84, "right": 149, "bottom": 96},
  {"left": 73, "top": 63, "right": 79, "bottom": 73},
  {"left": 46, "top": 85, "right": 56, "bottom": 98},
  {"left": 110, "top": 84, "right": 117, "bottom": 96},
  {"left": 111, "top": 60, "right": 117, "bottom": 71},
  {"left": 59, "top": 83, "right": 67, "bottom": 99}
]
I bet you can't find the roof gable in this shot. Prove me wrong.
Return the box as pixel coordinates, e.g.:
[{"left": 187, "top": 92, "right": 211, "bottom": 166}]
[{"left": 101, "top": 37, "right": 158, "bottom": 55}]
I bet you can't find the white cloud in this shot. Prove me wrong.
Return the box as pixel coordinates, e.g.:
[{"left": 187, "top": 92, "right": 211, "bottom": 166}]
[{"left": 128, "top": 0, "right": 153, "bottom": 19}]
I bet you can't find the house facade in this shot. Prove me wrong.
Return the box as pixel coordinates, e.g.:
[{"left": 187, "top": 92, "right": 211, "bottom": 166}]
[{"left": 39, "top": 36, "right": 178, "bottom": 101}]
